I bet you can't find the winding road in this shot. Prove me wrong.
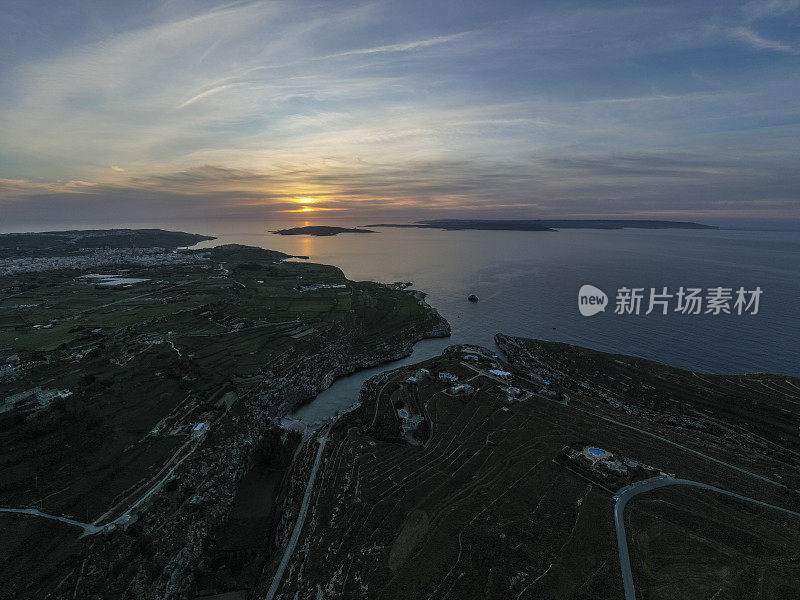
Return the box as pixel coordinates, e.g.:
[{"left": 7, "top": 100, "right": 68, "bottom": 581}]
[
  {"left": 614, "top": 477, "right": 800, "bottom": 600},
  {"left": 0, "top": 507, "right": 102, "bottom": 536},
  {"left": 1, "top": 426, "right": 204, "bottom": 538},
  {"left": 264, "top": 430, "right": 330, "bottom": 600}
]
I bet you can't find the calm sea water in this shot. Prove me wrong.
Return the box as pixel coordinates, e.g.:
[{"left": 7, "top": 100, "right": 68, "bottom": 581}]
[
  {"left": 5, "top": 220, "right": 798, "bottom": 422},
  {"left": 182, "top": 221, "right": 800, "bottom": 423}
]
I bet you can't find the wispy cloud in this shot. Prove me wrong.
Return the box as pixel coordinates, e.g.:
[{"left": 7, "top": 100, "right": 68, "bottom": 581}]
[
  {"left": 178, "top": 82, "right": 249, "bottom": 109},
  {"left": 324, "top": 32, "right": 469, "bottom": 58},
  {"left": 743, "top": 0, "right": 800, "bottom": 20},
  {"left": 729, "top": 26, "right": 795, "bottom": 52},
  {"left": 0, "top": 1, "right": 799, "bottom": 223},
  {"left": 4, "top": 137, "right": 800, "bottom": 223}
]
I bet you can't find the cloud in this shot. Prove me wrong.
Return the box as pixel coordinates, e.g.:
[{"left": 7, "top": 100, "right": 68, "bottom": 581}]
[
  {"left": 728, "top": 26, "right": 795, "bottom": 52},
  {"left": 178, "top": 83, "right": 249, "bottom": 109},
  {"left": 324, "top": 32, "right": 470, "bottom": 58},
  {"left": 3, "top": 144, "right": 799, "bottom": 224},
  {"left": 0, "top": 1, "right": 799, "bottom": 224},
  {"left": 743, "top": 0, "right": 800, "bottom": 20}
]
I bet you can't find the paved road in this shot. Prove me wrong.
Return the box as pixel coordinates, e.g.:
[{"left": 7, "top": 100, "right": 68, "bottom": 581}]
[
  {"left": 2, "top": 433, "right": 202, "bottom": 538},
  {"left": 460, "top": 356, "right": 798, "bottom": 599},
  {"left": 494, "top": 357, "right": 790, "bottom": 490},
  {"left": 0, "top": 507, "right": 102, "bottom": 536},
  {"left": 614, "top": 477, "right": 800, "bottom": 600},
  {"left": 459, "top": 362, "right": 515, "bottom": 386},
  {"left": 370, "top": 372, "right": 393, "bottom": 427},
  {"left": 264, "top": 431, "right": 330, "bottom": 600},
  {"left": 0, "top": 439, "right": 196, "bottom": 536},
  {"left": 93, "top": 437, "right": 200, "bottom": 527}
]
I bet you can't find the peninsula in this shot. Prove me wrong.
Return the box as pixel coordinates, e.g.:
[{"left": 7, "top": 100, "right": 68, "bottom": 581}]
[
  {"left": 366, "top": 219, "right": 717, "bottom": 231},
  {"left": 0, "top": 228, "right": 215, "bottom": 259},
  {"left": 247, "top": 336, "right": 800, "bottom": 600}
]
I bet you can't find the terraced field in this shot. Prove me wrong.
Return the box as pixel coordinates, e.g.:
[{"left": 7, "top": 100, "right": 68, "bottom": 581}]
[
  {"left": 626, "top": 485, "right": 800, "bottom": 599},
  {"left": 496, "top": 335, "right": 800, "bottom": 489},
  {"left": 0, "top": 241, "right": 449, "bottom": 599},
  {"left": 3, "top": 232, "right": 798, "bottom": 600},
  {"left": 260, "top": 341, "right": 800, "bottom": 600}
]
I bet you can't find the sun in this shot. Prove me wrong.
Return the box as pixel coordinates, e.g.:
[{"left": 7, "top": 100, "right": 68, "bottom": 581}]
[{"left": 280, "top": 196, "right": 343, "bottom": 213}]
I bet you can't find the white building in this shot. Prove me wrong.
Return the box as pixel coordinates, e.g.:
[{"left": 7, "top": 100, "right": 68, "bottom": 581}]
[
  {"left": 450, "top": 384, "right": 474, "bottom": 395},
  {"left": 192, "top": 422, "right": 210, "bottom": 438},
  {"left": 3, "top": 386, "right": 72, "bottom": 412},
  {"left": 489, "top": 369, "right": 512, "bottom": 380}
]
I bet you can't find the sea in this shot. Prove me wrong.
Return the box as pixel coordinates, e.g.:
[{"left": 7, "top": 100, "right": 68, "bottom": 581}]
[
  {"left": 191, "top": 220, "right": 800, "bottom": 423},
  {"left": 5, "top": 220, "right": 799, "bottom": 423}
]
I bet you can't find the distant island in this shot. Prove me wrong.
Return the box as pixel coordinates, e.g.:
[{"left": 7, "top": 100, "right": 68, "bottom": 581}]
[
  {"left": 271, "top": 226, "right": 377, "bottom": 236},
  {"left": 365, "top": 219, "right": 717, "bottom": 231},
  {"left": 0, "top": 228, "right": 215, "bottom": 259}
]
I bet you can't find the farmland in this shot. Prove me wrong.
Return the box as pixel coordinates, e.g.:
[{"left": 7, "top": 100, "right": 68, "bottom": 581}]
[
  {"left": 0, "top": 235, "right": 449, "bottom": 600},
  {"left": 2, "top": 230, "right": 799, "bottom": 600},
  {"left": 258, "top": 339, "right": 800, "bottom": 600}
]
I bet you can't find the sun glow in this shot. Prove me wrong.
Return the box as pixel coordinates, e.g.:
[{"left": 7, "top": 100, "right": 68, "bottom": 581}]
[{"left": 279, "top": 195, "right": 344, "bottom": 213}]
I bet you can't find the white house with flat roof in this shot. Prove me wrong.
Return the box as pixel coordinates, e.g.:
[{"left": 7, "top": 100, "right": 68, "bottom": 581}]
[
  {"left": 192, "top": 422, "right": 210, "bottom": 438},
  {"left": 489, "top": 369, "right": 512, "bottom": 379}
]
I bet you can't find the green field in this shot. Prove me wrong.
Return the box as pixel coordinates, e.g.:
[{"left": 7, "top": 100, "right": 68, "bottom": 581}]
[
  {"left": 259, "top": 341, "right": 800, "bottom": 600},
  {"left": 0, "top": 242, "right": 449, "bottom": 600}
]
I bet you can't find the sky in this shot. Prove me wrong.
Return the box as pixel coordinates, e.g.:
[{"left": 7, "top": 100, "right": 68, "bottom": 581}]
[{"left": 1, "top": 0, "right": 799, "bottom": 227}]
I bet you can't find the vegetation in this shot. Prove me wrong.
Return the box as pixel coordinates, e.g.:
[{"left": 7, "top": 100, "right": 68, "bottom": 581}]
[
  {"left": 0, "top": 228, "right": 214, "bottom": 258},
  {"left": 259, "top": 340, "right": 799, "bottom": 599},
  {"left": 0, "top": 240, "right": 448, "bottom": 599},
  {"left": 271, "top": 226, "right": 377, "bottom": 236},
  {"left": 366, "top": 219, "right": 717, "bottom": 231}
]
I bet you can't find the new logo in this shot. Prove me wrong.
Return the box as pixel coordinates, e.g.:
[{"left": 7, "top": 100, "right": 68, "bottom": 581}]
[{"left": 578, "top": 284, "right": 608, "bottom": 316}]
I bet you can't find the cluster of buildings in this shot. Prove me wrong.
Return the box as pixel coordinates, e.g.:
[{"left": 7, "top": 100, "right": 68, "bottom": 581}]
[
  {"left": 150, "top": 391, "right": 236, "bottom": 439},
  {"left": 396, "top": 407, "right": 424, "bottom": 433},
  {"left": 298, "top": 283, "right": 347, "bottom": 292},
  {"left": 406, "top": 368, "right": 430, "bottom": 383},
  {"left": 0, "top": 248, "right": 210, "bottom": 276},
  {"left": 397, "top": 368, "right": 435, "bottom": 440},
  {"left": 2, "top": 386, "right": 72, "bottom": 414},
  {"left": 489, "top": 369, "right": 512, "bottom": 380},
  {"left": 78, "top": 274, "right": 152, "bottom": 287},
  {"left": 0, "top": 349, "right": 21, "bottom": 382},
  {"left": 500, "top": 385, "right": 522, "bottom": 402},
  {"left": 449, "top": 383, "right": 474, "bottom": 395},
  {"left": 557, "top": 443, "right": 667, "bottom": 489}
]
